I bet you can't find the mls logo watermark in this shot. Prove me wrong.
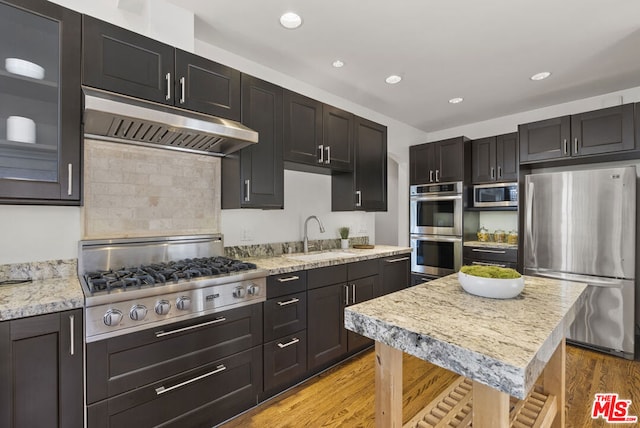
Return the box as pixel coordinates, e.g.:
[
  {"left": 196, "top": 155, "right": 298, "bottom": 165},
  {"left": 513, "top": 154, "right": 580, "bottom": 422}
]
[{"left": 591, "top": 393, "right": 638, "bottom": 423}]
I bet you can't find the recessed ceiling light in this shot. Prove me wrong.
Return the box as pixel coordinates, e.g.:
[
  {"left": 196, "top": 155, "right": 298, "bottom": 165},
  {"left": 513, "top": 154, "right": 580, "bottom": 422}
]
[
  {"left": 449, "top": 97, "right": 464, "bottom": 104},
  {"left": 385, "top": 75, "right": 402, "bottom": 84},
  {"left": 530, "top": 71, "right": 551, "bottom": 81},
  {"left": 280, "top": 12, "right": 302, "bottom": 29},
  {"left": 332, "top": 60, "right": 344, "bottom": 68}
]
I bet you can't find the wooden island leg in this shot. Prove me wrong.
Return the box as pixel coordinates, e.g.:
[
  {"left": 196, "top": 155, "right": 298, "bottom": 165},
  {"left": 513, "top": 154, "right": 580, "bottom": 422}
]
[
  {"left": 375, "top": 341, "right": 403, "bottom": 428},
  {"left": 472, "top": 381, "right": 510, "bottom": 427},
  {"left": 542, "top": 338, "right": 566, "bottom": 428}
]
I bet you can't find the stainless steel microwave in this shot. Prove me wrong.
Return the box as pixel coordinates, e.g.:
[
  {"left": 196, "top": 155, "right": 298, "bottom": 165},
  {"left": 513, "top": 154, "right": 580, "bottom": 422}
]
[{"left": 473, "top": 182, "right": 518, "bottom": 208}]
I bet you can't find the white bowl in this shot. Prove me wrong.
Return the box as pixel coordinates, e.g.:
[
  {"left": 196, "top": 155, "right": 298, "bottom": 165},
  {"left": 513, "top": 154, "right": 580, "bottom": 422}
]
[
  {"left": 7, "top": 116, "right": 36, "bottom": 143},
  {"left": 458, "top": 271, "right": 524, "bottom": 299},
  {"left": 5, "top": 58, "right": 45, "bottom": 80}
]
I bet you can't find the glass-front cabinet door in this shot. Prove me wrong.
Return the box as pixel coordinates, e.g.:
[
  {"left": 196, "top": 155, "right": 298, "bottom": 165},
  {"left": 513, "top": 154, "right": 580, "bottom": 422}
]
[{"left": 0, "top": 0, "right": 81, "bottom": 203}]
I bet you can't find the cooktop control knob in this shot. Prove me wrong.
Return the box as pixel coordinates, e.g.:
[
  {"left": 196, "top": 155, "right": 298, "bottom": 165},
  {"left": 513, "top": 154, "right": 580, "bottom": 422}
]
[
  {"left": 233, "top": 286, "right": 246, "bottom": 298},
  {"left": 155, "top": 300, "right": 171, "bottom": 315},
  {"left": 129, "top": 304, "right": 148, "bottom": 321},
  {"left": 176, "top": 296, "right": 191, "bottom": 311},
  {"left": 103, "top": 309, "right": 123, "bottom": 326},
  {"left": 247, "top": 284, "right": 260, "bottom": 296}
]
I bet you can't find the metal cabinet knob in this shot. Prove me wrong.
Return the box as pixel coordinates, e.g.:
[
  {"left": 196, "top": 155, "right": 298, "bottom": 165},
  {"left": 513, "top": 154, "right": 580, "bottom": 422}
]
[
  {"left": 129, "top": 304, "right": 148, "bottom": 321},
  {"left": 103, "top": 309, "right": 123, "bottom": 326}
]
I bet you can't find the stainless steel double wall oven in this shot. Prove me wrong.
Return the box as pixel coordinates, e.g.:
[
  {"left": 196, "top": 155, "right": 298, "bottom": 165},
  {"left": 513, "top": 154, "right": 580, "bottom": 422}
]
[{"left": 410, "top": 182, "right": 463, "bottom": 277}]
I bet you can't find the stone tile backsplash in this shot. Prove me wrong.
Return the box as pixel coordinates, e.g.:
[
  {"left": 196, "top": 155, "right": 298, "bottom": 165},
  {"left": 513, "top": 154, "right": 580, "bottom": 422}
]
[{"left": 83, "top": 140, "right": 220, "bottom": 238}]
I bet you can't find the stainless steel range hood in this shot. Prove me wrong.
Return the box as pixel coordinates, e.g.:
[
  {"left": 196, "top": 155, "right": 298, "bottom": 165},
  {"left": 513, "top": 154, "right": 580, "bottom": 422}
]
[{"left": 82, "top": 87, "right": 258, "bottom": 156}]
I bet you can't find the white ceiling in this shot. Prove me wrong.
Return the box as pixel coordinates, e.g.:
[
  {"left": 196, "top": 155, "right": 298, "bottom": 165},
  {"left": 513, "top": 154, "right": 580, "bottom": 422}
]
[{"left": 165, "top": 0, "right": 640, "bottom": 133}]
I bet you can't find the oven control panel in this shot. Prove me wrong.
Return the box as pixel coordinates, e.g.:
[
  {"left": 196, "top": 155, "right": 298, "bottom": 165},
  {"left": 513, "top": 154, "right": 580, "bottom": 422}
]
[{"left": 85, "top": 277, "right": 266, "bottom": 343}]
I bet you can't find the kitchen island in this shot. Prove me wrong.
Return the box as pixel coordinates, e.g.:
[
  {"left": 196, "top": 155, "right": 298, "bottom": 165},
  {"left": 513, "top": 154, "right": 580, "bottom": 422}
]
[{"left": 344, "top": 273, "right": 588, "bottom": 427}]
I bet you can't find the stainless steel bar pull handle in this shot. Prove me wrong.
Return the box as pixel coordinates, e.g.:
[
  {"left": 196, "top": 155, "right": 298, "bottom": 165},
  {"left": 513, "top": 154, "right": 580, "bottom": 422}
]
[
  {"left": 155, "top": 364, "right": 226, "bottom": 395},
  {"left": 386, "top": 257, "right": 410, "bottom": 263},
  {"left": 471, "top": 261, "right": 507, "bottom": 268},
  {"left": 69, "top": 314, "right": 75, "bottom": 356},
  {"left": 277, "top": 297, "right": 300, "bottom": 306},
  {"left": 490, "top": 167, "right": 495, "bottom": 179},
  {"left": 344, "top": 284, "right": 349, "bottom": 305},
  {"left": 498, "top": 166, "right": 502, "bottom": 179},
  {"left": 179, "top": 76, "right": 186, "bottom": 104},
  {"left": 429, "top": 170, "right": 434, "bottom": 183},
  {"left": 574, "top": 137, "right": 579, "bottom": 154},
  {"left": 318, "top": 145, "right": 324, "bottom": 163},
  {"left": 276, "top": 275, "right": 300, "bottom": 283},
  {"left": 325, "top": 146, "right": 331, "bottom": 164},
  {"left": 435, "top": 170, "right": 440, "bottom": 182},
  {"left": 471, "top": 248, "right": 506, "bottom": 254},
  {"left": 67, "top": 163, "right": 73, "bottom": 196},
  {"left": 165, "top": 72, "right": 171, "bottom": 100},
  {"left": 563, "top": 138, "right": 568, "bottom": 154},
  {"left": 355, "top": 190, "right": 362, "bottom": 207},
  {"left": 244, "top": 179, "right": 250, "bottom": 202},
  {"left": 155, "top": 317, "right": 226, "bottom": 337},
  {"left": 277, "top": 337, "right": 300, "bottom": 349},
  {"left": 351, "top": 284, "right": 356, "bottom": 304}
]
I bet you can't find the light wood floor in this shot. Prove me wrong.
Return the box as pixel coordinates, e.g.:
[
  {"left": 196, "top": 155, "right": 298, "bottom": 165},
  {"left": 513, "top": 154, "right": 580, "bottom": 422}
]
[{"left": 220, "top": 345, "right": 640, "bottom": 428}]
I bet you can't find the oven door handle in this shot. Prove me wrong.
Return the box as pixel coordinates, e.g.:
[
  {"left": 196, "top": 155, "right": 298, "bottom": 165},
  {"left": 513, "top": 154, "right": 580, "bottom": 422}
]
[
  {"left": 155, "top": 364, "right": 226, "bottom": 395},
  {"left": 412, "top": 235, "right": 462, "bottom": 243},
  {"left": 410, "top": 195, "right": 461, "bottom": 202},
  {"left": 155, "top": 317, "right": 226, "bottom": 337}
]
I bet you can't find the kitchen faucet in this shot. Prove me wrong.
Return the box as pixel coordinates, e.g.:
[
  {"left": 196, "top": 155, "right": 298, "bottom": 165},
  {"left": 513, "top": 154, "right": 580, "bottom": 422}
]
[{"left": 303, "top": 215, "right": 325, "bottom": 253}]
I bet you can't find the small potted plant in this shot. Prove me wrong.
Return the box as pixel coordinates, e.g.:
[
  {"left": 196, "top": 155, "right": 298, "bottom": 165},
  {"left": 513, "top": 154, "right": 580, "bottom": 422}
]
[{"left": 339, "top": 227, "right": 350, "bottom": 249}]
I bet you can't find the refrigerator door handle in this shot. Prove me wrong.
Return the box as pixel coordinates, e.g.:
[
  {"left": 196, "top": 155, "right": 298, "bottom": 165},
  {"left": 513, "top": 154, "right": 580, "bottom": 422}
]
[
  {"left": 532, "top": 270, "right": 628, "bottom": 288},
  {"left": 525, "top": 181, "right": 535, "bottom": 264}
]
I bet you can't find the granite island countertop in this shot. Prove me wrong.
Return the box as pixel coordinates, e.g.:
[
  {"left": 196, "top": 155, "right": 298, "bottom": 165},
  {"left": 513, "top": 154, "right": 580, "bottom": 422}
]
[
  {"left": 245, "top": 245, "right": 412, "bottom": 275},
  {"left": 0, "top": 259, "right": 84, "bottom": 321},
  {"left": 344, "top": 273, "right": 588, "bottom": 399}
]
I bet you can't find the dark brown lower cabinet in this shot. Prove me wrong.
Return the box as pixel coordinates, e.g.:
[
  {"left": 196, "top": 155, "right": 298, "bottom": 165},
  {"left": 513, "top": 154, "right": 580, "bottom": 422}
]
[
  {"left": 263, "top": 330, "right": 307, "bottom": 393},
  {"left": 0, "top": 309, "right": 83, "bottom": 428},
  {"left": 87, "top": 346, "right": 262, "bottom": 428},
  {"left": 379, "top": 255, "right": 411, "bottom": 295},
  {"left": 86, "top": 304, "right": 263, "bottom": 428},
  {"left": 307, "top": 282, "right": 348, "bottom": 372},
  {"left": 346, "top": 275, "right": 376, "bottom": 351}
]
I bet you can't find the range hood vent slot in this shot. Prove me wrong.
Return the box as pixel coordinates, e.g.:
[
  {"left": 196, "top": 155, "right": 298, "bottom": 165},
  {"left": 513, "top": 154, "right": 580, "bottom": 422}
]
[{"left": 83, "top": 87, "right": 258, "bottom": 157}]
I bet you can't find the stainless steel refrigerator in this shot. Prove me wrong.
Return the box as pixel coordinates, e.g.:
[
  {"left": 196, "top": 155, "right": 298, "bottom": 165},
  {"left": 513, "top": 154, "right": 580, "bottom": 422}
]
[{"left": 524, "top": 166, "right": 637, "bottom": 359}]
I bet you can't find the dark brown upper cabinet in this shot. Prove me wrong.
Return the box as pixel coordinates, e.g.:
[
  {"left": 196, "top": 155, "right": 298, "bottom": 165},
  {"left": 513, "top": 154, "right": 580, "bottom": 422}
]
[
  {"left": 283, "top": 91, "right": 323, "bottom": 166},
  {"left": 322, "top": 105, "right": 354, "bottom": 171},
  {"left": 0, "top": 0, "right": 81, "bottom": 204},
  {"left": 222, "top": 74, "right": 283, "bottom": 209},
  {"left": 471, "top": 132, "right": 518, "bottom": 184},
  {"left": 410, "top": 136, "right": 468, "bottom": 184},
  {"left": 283, "top": 91, "right": 354, "bottom": 171},
  {"left": 332, "top": 116, "right": 387, "bottom": 211},
  {"left": 82, "top": 16, "right": 240, "bottom": 121},
  {"left": 519, "top": 104, "right": 634, "bottom": 163}
]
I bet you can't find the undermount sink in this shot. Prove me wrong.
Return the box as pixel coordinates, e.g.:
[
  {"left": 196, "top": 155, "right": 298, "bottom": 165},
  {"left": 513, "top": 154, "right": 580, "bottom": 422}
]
[{"left": 285, "top": 251, "right": 358, "bottom": 262}]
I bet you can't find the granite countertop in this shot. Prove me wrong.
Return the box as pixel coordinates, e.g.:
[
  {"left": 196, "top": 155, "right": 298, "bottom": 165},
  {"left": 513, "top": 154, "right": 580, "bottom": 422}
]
[
  {"left": 464, "top": 240, "right": 518, "bottom": 249},
  {"left": 246, "top": 245, "right": 412, "bottom": 275},
  {"left": 344, "top": 273, "right": 588, "bottom": 399},
  {"left": 0, "top": 259, "right": 84, "bottom": 321}
]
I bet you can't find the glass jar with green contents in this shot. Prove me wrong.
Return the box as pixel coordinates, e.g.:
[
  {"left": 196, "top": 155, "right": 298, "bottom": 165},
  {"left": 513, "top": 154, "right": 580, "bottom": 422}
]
[{"left": 477, "top": 226, "right": 490, "bottom": 242}]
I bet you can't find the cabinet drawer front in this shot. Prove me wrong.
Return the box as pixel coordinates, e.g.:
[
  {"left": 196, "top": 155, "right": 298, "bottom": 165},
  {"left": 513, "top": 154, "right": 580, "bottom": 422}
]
[
  {"left": 86, "top": 304, "right": 262, "bottom": 403},
  {"left": 307, "top": 264, "right": 347, "bottom": 289},
  {"left": 264, "top": 291, "right": 307, "bottom": 342},
  {"left": 263, "top": 330, "right": 307, "bottom": 392},
  {"left": 463, "top": 246, "right": 518, "bottom": 263},
  {"left": 348, "top": 259, "right": 379, "bottom": 280},
  {"left": 87, "top": 346, "right": 262, "bottom": 428},
  {"left": 267, "top": 270, "right": 307, "bottom": 298}
]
